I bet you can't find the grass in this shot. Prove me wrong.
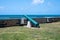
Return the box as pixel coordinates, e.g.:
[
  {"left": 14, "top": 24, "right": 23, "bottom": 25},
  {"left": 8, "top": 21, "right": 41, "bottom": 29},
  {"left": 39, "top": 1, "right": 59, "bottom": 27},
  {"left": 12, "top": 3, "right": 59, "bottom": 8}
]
[{"left": 0, "top": 22, "right": 60, "bottom": 40}]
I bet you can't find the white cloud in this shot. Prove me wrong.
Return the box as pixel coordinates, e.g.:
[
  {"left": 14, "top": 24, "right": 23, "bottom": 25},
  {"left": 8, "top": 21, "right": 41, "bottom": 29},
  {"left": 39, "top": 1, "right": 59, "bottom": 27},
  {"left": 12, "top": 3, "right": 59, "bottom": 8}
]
[
  {"left": 0, "top": 6, "right": 4, "bottom": 9},
  {"left": 0, "top": 6, "right": 4, "bottom": 10},
  {"left": 32, "top": 0, "right": 44, "bottom": 5}
]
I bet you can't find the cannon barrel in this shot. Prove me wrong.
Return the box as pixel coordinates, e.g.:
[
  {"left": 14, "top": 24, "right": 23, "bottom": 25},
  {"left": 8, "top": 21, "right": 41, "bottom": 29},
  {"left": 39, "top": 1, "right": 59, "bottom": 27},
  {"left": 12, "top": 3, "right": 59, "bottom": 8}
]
[{"left": 24, "top": 15, "right": 40, "bottom": 28}]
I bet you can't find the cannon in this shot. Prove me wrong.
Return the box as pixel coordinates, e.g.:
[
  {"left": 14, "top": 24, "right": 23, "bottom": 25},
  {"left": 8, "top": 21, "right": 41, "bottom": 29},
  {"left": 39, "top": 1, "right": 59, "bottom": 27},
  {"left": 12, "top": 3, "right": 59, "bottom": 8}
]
[{"left": 24, "top": 15, "right": 40, "bottom": 28}]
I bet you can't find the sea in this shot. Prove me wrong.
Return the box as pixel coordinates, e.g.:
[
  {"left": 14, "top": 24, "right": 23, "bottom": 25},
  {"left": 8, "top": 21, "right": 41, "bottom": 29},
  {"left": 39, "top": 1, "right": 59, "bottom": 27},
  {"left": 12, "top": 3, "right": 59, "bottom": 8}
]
[{"left": 0, "top": 15, "right": 60, "bottom": 20}]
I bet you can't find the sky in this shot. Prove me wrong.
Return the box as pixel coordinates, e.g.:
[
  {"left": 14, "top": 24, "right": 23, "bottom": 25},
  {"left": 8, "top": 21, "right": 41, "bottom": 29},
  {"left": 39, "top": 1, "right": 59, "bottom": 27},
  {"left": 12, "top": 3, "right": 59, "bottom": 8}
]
[{"left": 0, "top": 0, "right": 60, "bottom": 15}]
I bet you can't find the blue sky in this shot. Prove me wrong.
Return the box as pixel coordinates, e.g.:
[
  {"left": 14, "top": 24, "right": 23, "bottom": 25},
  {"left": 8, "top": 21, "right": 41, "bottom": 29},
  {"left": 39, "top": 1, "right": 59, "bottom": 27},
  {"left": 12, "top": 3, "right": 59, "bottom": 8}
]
[{"left": 0, "top": 0, "right": 60, "bottom": 15}]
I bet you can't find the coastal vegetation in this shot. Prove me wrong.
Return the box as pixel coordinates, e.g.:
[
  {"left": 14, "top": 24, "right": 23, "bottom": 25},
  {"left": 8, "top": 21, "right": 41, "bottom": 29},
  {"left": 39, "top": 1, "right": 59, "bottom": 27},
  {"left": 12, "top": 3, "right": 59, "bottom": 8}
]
[{"left": 0, "top": 22, "right": 60, "bottom": 40}]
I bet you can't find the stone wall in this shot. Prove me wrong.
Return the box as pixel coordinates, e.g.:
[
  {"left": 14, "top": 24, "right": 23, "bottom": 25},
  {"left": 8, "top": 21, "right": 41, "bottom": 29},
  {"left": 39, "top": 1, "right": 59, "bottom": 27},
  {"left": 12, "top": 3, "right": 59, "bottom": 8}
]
[
  {"left": 0, "top": 18, "right": 60, "bottom": 27},
  {"left": 0, "top": 19, "right": 20, "bottom": 27}
]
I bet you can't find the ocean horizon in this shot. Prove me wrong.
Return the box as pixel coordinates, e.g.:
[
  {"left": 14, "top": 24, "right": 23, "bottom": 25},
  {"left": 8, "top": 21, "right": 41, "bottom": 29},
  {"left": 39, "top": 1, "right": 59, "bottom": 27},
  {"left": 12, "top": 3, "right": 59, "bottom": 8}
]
[{"left": 0, "top": 15, "right": 60, "bottom": 20}]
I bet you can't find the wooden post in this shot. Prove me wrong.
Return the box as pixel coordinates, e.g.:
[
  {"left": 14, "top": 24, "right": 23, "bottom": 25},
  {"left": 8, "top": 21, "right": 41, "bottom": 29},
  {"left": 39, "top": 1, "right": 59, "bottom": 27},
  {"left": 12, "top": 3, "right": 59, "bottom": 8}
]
[
  {"left": 47, "top": 18, "right": 49, "bottom": 22},
  {"left": 26, "top": 21, "right": 31, "bottom": 28},
  {"left": 21, "top": 18, "right": 25, "bottom": 25}
]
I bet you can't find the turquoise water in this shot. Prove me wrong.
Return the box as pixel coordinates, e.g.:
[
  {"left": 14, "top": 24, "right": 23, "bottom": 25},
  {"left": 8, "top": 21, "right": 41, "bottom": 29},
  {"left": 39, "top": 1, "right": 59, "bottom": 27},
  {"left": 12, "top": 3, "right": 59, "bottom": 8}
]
[{"left": 0, "top": 15, "right": 60, "bottom": 20}]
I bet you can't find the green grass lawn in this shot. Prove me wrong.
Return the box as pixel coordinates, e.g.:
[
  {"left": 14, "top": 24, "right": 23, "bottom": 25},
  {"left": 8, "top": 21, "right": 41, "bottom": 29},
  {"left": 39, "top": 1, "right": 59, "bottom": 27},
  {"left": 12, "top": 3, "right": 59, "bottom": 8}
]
[{"left": 0, "top": 22, "right": 60, "bottom": 40}]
